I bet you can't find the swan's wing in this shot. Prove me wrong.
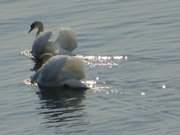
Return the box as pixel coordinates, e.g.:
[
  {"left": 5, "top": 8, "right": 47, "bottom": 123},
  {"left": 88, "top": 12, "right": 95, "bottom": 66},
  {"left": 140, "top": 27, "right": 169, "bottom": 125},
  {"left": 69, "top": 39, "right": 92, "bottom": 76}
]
[
  {"left": 54, "top": 28, "right": 77, "bottom": 53},
  {"left": 37, "top": 56, "right": 68, "bottom": 86},
  {"left": 62, "top": 56, "right": 85, "bottom": 79},
  {"left": 32, "top": 32, "right": 55, "bottom": 59}
]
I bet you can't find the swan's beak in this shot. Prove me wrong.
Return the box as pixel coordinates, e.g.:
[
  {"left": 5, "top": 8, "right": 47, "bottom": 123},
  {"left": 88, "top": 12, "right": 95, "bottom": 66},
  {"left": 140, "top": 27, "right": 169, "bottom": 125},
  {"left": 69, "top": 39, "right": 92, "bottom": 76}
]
[{"left": 28, "top": 27, "right": 33, "bottom": 33}]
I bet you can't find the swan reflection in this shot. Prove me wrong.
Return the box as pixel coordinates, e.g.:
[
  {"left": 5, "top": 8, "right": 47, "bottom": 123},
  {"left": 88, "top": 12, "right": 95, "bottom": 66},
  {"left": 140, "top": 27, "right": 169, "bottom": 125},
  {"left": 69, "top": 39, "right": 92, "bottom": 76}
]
[{"left": 37, "top": 87, "right": 89, "bottom": 132}]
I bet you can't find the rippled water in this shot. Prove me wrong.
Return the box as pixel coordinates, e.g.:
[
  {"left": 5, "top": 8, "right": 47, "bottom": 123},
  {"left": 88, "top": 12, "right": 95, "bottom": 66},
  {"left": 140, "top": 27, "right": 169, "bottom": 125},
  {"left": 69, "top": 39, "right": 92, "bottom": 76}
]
[{"left": 1, "top": 0, "right": 180, "bottom": 135}]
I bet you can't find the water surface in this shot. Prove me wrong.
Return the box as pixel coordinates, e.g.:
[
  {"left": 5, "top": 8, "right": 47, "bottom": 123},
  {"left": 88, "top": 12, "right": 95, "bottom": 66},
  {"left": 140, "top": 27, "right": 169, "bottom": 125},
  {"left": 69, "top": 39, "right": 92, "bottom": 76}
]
[{"left": 1, "top": 0, "right": 180, "bottom": 135}]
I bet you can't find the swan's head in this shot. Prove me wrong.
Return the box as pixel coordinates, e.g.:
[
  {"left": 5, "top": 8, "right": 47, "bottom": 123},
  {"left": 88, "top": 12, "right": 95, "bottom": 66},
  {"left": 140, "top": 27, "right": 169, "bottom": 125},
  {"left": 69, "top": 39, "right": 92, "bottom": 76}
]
[{"left": 28, "top": 21, "right": 44, "bottom": 36}]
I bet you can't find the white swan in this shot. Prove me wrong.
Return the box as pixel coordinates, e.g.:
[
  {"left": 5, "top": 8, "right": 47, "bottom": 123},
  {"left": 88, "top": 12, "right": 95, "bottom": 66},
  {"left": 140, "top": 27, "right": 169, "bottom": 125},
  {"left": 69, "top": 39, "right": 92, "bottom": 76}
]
[
  {"left": 28, "top": 21, "right": 77, "bottom": 63},
  {"left": 31, "top": 55, "right": 88, "bottom": 90}
]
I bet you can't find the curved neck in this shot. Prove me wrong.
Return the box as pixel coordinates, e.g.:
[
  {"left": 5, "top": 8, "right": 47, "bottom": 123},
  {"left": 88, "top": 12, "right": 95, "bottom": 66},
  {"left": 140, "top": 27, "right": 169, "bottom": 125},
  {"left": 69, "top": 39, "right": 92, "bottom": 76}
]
[{"left": 36, "top": 22, "right": 44, "bottom": 36}]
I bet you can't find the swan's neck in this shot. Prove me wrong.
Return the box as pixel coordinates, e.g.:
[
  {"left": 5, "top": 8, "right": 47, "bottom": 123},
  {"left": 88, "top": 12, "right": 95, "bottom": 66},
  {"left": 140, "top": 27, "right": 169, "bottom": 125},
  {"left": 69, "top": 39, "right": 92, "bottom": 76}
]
[{"left": 36, "top": 23, "right": 44, "bottom": 36}]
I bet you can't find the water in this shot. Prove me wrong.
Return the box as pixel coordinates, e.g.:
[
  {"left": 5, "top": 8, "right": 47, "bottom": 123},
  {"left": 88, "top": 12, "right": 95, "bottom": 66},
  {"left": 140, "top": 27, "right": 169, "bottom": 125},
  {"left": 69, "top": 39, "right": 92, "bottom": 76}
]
[{"left": 1, "top": 0, "right": 180, "bottom": 134}]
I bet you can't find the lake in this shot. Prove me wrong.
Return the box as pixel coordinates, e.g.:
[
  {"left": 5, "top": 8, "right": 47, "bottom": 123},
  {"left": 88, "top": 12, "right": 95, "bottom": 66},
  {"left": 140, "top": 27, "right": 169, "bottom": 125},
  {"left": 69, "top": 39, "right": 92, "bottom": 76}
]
[{"left": 1, "top": 0, "right": 180, "bottom": 135}]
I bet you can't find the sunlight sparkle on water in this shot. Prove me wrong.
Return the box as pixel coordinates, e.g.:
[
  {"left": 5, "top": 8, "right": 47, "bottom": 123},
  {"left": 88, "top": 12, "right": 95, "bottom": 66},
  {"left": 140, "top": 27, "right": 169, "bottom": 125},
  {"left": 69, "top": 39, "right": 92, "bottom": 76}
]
[
  {"left": 141, "top": 92, "right": 146, "bottom": 96},
  {"left": 81, "top": 80, "right": 97, "bottom": 89},
  {"left": 77, "top": 55, "right": 126, "bottom": 61},
  {"left": 96, "top": 77, "right": 99, "bottom": 81},
  {"left": 81, "top": 80, "right": 113, "bottom": 93},
  {"left": 162, "top": 84, "right": 166, "bottom": 89},
  {"left": 77, "top": 55, "right": 127, "bottom": 67}
]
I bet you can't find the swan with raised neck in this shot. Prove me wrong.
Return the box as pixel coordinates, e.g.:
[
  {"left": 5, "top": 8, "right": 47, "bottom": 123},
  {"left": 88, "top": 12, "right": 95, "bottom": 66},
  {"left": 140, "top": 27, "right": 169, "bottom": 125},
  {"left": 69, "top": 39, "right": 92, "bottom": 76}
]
[{"left": 28, "top": 21, "right": 44, "bottom": 36}]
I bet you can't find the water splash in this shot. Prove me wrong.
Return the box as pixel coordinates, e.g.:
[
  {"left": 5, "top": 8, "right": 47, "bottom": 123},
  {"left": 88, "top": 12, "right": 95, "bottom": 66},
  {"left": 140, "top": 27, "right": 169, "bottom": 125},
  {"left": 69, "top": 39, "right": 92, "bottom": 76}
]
[
  {"left": 24, "top": 78, "right": 115, "bottom": 94},
  {"left": 24, "top": 78, "right": 103, "bottom": 90},
  {"left": 23, "top": 79, "right": 37, "bottom": 87},
  {"left": 20, "top": 49, "right": 33, "bottom": 59}
]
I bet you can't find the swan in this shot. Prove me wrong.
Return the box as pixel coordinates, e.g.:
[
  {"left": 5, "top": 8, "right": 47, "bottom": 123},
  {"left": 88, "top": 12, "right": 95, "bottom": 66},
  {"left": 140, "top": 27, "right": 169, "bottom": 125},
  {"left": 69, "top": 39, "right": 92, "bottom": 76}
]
[
  {"left": 28, "top": 21, "right": 77, "bottom": 64},
  {"left": 31, "top": 55, "right": 88, "bottom": 90}
]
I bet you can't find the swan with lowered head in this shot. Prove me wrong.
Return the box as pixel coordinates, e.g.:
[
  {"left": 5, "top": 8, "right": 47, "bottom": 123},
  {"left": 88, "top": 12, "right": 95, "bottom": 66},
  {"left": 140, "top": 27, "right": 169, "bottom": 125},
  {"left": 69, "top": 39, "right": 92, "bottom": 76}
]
[
  {"left": 28, "top": 21, "right": 77, "bottom": 64},
  {"left": 31, "top": 55, "right": 88, "bottom": 90}
]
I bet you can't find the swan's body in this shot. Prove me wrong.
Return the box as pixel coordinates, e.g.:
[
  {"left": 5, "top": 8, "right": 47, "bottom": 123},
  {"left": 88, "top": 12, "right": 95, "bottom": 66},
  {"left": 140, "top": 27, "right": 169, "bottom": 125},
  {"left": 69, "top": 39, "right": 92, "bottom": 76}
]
[
  {"left": 31, "top": 55, "right": 87, "bottom": 90},
  {"left": 31, "top": 32, "right": 58, "bottom": 62},
  {"left": 29, "top": 21, "right": 77, "bottom": 70}
]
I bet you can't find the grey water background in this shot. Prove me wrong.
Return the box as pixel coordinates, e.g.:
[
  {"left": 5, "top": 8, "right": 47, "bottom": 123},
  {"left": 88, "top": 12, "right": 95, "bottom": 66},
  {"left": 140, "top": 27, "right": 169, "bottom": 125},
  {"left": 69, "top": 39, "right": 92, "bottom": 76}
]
[{"left": 1, "top": 0, "right": 180, "bottom": 134}]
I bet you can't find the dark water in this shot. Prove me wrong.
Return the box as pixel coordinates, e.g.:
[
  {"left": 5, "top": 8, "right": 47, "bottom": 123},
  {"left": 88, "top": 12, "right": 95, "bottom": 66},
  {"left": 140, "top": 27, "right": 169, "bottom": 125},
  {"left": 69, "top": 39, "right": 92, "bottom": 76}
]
[{"left": 1, "top": 0, "right": 180, "bottom": 134}]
